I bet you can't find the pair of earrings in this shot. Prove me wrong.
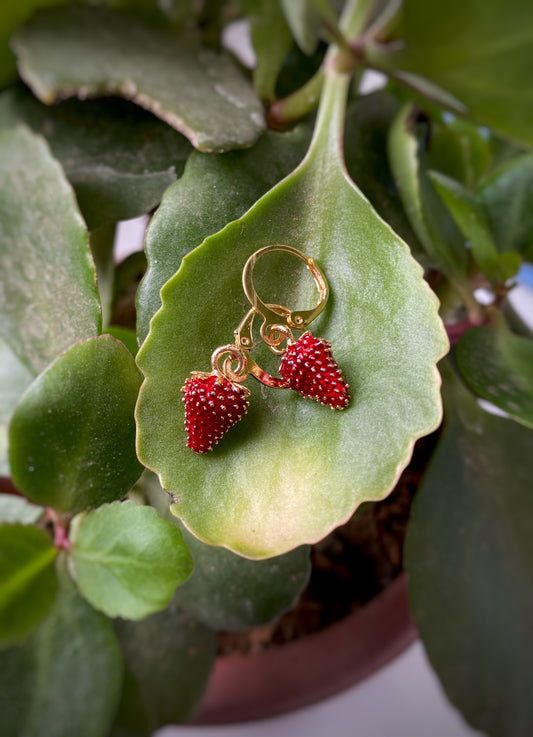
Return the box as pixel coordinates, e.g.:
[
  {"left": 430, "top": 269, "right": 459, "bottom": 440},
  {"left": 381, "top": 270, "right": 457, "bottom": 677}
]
[{"left": 181, "top": 245, "right": 350, "bottom": 453}]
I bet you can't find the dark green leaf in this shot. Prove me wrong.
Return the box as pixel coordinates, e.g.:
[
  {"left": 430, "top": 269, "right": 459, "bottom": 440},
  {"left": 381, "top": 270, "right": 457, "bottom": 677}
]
[
  {"left": 114, "top": 597, "right": 216, "bottom": 728},
  {"left": 0, "top": 523, "right": 57, "bottom": 648},
  {"left": 426, "top": 116, "right": 492, "bottom": 189},
  {"left": 405, "top": 362, "right": 533, "bottom": 737},
  {"left": 137, "top": 123, "right": 313, "bottom": 344},
  {"left": 343, "top": 90, "right": 426, "bottom": 261},
  {"left": 13, "top": 5, "right": 265, "bottom": 153},
  {"left": 107, "top": 327, "right": 139, "bottom": 358},
  {"left": 0, "top": 0, "right": 69, "bottom": 89},
  {"left": 243, "top": 0, "right": 293, "bottom": 102},
  {"left": 457, "top": 324, "right": 533, "bottom": 429},
  {"left": 0, "top": 494, "right": 43, "bottom": 525},
  {"left": 70, "top": 500, "right": 193, "bottom": 619},
  {"left": 146, "top": 474, "right": 311, "bottom": 629},
  {"left": 9, "top": 335, "right": 143, "bottom": 513},
  {"left": 388, "top": 103, "right": 469, "bottom": 286},
  {"left": 0, "top": 87, "right": 193, "bottom": 230},
  {"left": 387, "top": 0, "right": 533, "bottom": 148},
  {"left": 477, "top": 154, "right": 533, "bottom": 260},
  {"left": 429, "top": 170, "right": 521, "bottom": 284},
  {"left": 0, "top": 556, "right": 123, "bottom": 737},
  {"left": 0, "top": 339, "right": 32, "bottom": 475},
  {"left": 136, "top": 70, "right": 447, "bottom": 557},
  {"left": 0, "top": 125, "right": 101, "bottom": 375}
]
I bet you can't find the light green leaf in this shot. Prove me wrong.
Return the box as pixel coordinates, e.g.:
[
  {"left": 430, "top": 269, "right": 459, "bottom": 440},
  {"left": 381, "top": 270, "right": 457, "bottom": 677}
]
[
  {"left": 405, "top": 362, "right": 533, "bottom": 737},
  {"left": 136, "top": 68, "right": 448, "bottom": 558},
  {"left": 137, "top": 123, "right": 312, "bottom": 344},
  {"left": 0, "top": 339, "right": 33, "bottom": 475},
  {"left": 388, "top": 102, "right": 469, "bottom": 282},
  {"left": 0, "top": 523, "right": 57, "bottom": 648},
  {"left": 71, "top": 500, "right": 193, "bottom": 619},
  {"left": 0, "top": 494, "right": 43, "bottom": 525},
  {"left": 477, "top": 154, "right": 533, "bottom": 260},
  {"left": 429, "top": 170, "right": 521, "bottom": 284},
  {"left": 113, "top": 597, "right": 216, "bottom": 729},
  {"left": 243, "top": 0, "right": 293, "bottom": 102},
  {"left": 387, "top": 0, "right": 533, "bottom": 148},
  {"left": 13, "top": 5, "right": 265, "bottom": 153},
  {"left": 0, "top": 86, "right": 193, "bottom": 230},
  {"left": 280, "top": 0, "right": 321, "bottom": 55},
  {"left": 426, "top": 116, "right": 492, "bottom": 189},
  {"left": 0, "top": 556, "right": 123, "bottom": 737},
  {"left": 457, "top": 324, "right": 533, "bottom": 429},
  {"left": 0, "top": 125, "right": 101, "bottom": 375},
  {"left": 9, "top": 335, "right": 143, "bottom": 513}
]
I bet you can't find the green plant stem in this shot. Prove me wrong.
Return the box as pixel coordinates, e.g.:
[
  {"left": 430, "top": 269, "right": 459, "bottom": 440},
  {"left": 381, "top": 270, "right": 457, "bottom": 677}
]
[
  {"left": 269, "top": 0, "right": 377, "bottom": 126},
  {"left": 90, "top": 222, "right": 116, "bottom": 328}
]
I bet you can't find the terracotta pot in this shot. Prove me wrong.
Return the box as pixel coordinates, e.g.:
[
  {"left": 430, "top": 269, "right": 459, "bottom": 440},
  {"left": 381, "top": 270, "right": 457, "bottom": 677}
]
[{"left": 195, "top": 572, "right": 417, "bottom": 725}]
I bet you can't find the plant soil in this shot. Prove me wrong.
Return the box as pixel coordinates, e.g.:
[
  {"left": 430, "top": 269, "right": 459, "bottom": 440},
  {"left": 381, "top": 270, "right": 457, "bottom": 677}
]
[{"left": 217, "top": 432, "right": 438, "bottom": 656}]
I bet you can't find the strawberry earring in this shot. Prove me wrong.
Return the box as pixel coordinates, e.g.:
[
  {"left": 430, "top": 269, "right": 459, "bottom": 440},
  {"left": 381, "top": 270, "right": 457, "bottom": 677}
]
[
  {"left": 240, "top": 245, "right": 350, "bottom": 410},
  {"left": 182, "top": 245, "right": 349, "bottom": 453}
]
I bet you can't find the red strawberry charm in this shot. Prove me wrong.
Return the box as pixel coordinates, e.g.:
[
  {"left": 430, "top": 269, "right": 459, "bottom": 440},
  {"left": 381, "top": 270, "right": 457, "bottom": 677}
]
[
  {"left": 279, "top": 331, "right": 350, "bottom": 409},
  {"left": 181, "top": 373, "right": 250, "bottom": 453}
]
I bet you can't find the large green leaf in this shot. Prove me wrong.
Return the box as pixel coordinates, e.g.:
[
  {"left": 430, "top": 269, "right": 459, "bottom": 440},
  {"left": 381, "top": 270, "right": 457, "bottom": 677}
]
[
  {"left": 0, "top": 125, "right": 100, "bottom": 375},
  {"left": 0, "top": 339, "right": 32, "bottom": 475},
  {"left": 136, "top": 67, "right": 448, "bottom": 558},
  {"left": 70, "top": 500, "right": 193, "bottom": 619},
  {"left": 113, "top": 597, "right": 216, "bottom": 729},
  {"left": 477, "top": 154, "right": 533, "bottom": 260},
  {"left": 405, "top": 363, "right": 533, "bottom": 737},
  {"left": 137, "top": 123, "right": 312, "bottom": 344},
  {"left": 0, "top": 86, "right": 193, "bottom": 230},
  {"left": 9, "top": 335, "right": 143, "bottom": 513},
  {"left": 13, "top": 5, "right": 265, "bottom": 153},
  {"left": 0, "top": 523, "right": 57, "bottom": 648},
  {"left": 385, "top": 0, "right": 533, "bottom": 148},
  {"left": 457, "top": 324, "right": 533, "bottom": 429},
  {"left": 0, "top": 557, "right": 123, "bottom": 737}
]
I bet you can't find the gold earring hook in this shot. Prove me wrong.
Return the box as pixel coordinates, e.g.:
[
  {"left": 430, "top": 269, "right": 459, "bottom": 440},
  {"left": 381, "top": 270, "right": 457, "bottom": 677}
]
[{"left": 241, "top": 245, "right": 329, "bottom": 333}]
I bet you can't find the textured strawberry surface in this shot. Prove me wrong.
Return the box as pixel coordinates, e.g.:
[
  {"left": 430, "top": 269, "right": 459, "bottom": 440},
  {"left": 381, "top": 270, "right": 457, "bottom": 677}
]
[
  {"left": 279, "top": 331, "right": 350, "bottom": 409},
  {"left": 181, "top": 373, "right": 249, "bottom": 453}
]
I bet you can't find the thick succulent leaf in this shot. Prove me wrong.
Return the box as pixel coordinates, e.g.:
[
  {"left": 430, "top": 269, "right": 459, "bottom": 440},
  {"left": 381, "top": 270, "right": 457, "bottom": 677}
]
[
  {"left": 136, "top": 68, "right": 448, "bottom": 558},
  {"left": 243, "top": 0, "right": 293, "bottom": 102},
  {"left": 0, "top": 494, "right": 43, "bottom": 525},
  {"left": 146, "top": 473, "right": 311, "bottom": 629},
  {"left": 0, "top": 339, "right": 32, "bottom": 475},
  {"left": 477, "top": 154, "right": 533, "bottom": 260},
  {"left": 0, "top": 87, "right": 192, "bottom": 230},
  {"left": 13, "top": 5, "right": 265, "bottom": 153},
  {"left": 0, "top": 0, "right": 69, "bottom": 88},
  {"left": 0, "top": 523, "right": 57, "bottom": 648},
  {"left": 388, "top": 102, "right": 468, "bottom": 282},
  {"left": 0, "top": 125, "right": 101, "bottom": 375},
  {"left": 9, "top": 335, "right": 143, "bottom": 513},
  {"left": 137, "top": 123, "right": 312, "bottom": 344},
  {"left": 113, "top": 597, "right": 216, "bottom": 729},
  {"left": 0, "top": 557, "right": 123, "bottom": 737},
  {"left": 70, "top": 500, "right": 193, "bottom": 619},
  {"left": 343, "top": 90, "right": 426, "bottom": 261},
  {"left": 429, "top": 170, "right": 521, "bottom": 284},
  {"left": 405, "top": 363, "right": 533, "bottom": 737},
  {"left": 457, "top": 324, "right": 533, "bottom": 429},
  {"left": 388, "top": 0, "right": 533, "bottom": 148}
]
